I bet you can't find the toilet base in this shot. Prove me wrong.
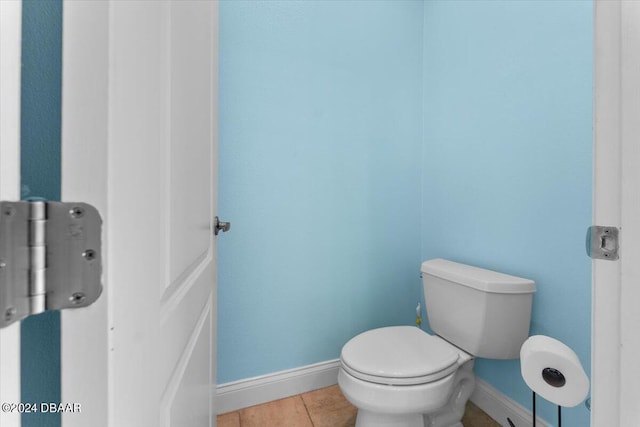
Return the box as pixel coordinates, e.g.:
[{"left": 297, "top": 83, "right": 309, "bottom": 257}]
[
  {"left": 342, "top": 361, "right": 476, "bottom": 427},
  {"left": 355, "top": 410, "right": 423, "bottom": 427},
  {"left": 423, "top": 361, "right": 475, "bottom": 427},
  {"left": 354, "top": 411, "right": 464, "bottom": 427}
]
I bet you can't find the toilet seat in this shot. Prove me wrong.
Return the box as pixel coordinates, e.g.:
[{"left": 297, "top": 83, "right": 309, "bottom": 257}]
[{"left": 340, "top": 326, "right": 460, "bottom": 386}]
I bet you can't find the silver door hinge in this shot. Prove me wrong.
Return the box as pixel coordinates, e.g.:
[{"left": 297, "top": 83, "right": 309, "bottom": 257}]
[
  {"left": 586, "top": 225, "right": 619, "bottom": 260},
  {"left": 0, "top": 201, "right": 102, "bottom": 328}
]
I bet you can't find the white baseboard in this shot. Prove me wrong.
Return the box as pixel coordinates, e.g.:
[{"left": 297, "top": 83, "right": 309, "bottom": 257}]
[
  {"left": 216, "top": 359, "right": 341, "bottom": 414},
  {"left": 471, "top": 378, "right": 548, "bottom": 427}
]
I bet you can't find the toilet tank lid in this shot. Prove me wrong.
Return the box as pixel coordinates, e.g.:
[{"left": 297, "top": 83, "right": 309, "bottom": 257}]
[{"left": 421, "top": 259, "right": 536, "bottom": 294}]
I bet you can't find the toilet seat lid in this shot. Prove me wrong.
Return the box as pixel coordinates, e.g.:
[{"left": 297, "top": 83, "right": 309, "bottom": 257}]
[{"left": 340, "top": 326, "right": 460, "bottom": 386}]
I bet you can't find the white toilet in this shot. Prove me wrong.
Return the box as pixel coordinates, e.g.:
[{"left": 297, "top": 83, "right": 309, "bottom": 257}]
[{"left": 338, "top": 258, "right": 536, "bottom": 427}]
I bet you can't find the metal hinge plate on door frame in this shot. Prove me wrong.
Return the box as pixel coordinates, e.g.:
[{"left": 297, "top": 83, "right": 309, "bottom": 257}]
[
  {"left": 586, "top": 225, "right": 619, "bottom": 260},
  {"left": 0, "top": 201, "right": 102, "bottom": 328}
]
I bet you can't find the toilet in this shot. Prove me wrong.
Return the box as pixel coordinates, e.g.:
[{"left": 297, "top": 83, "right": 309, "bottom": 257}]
[{"left": 338, "top": 258, "right": 536, "bottom": 427}]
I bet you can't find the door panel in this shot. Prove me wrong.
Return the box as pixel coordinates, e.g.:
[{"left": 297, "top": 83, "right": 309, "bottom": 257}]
[
  {"left": 168, "top": 1, "right": 213, "bottom": 290},
  {"left": 163, "top": 299, "right": 212, "bottom": 427},
  {"left": 61, "top": 2, "right": 218, "bottom": 426}
]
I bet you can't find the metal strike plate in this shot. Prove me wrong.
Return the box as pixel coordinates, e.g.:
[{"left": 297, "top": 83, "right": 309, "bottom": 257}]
[
  {"left": 0, "top": 201, "right": 102, "bottom": 328},
  {"left": 586, "top": 225, "right": 619, "bottom": 260}
]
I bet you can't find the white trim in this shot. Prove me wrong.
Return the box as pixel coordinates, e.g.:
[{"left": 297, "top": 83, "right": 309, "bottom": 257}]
[
  {"left": 592, "top": 3, "right": 622, "bottom": 425},
  {"left": 216, "top": 360, "right": 341, "bottom": 414},
  {"left": 0, "top": 1, "right": 22, "bottom": 426},
  {"left": 592, "top": 2, "right": 640, "bottom": 426},
  {"left": 470, "top": 378, "right": 548, "bottom": 427},
  {"left": 618, "top": 2, "right": 640, "bottom": 426}
]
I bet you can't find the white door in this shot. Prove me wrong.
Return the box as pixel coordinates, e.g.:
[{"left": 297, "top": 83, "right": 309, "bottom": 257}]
[
  {"left": 60, "top": 2, "right": 218, "bottom": 426},
  {"left": 592, "top": 1, "right": 640, "bottom": 426},
  {"left": 0, "top": 1, "right": 23, "bottom": 426}
]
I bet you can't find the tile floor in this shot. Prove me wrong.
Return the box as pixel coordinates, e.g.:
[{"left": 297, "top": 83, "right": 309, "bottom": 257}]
[{"left": 217, "top": 385, "right": 500, "bottom": 427}]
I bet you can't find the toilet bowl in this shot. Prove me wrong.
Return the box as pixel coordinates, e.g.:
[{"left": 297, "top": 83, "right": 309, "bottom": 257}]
[
  {"left": 338, "top": 259, "right": 536, "bottom": 427},
  {"left": 338, "top": 326, "right": 474, "bottom": 427}
]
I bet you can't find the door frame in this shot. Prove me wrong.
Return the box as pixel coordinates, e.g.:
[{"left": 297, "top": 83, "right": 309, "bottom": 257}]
[
  {"left": 0, "top": 1, "right": 23, "bottom": 426},
  {"left": 592, "top": 1, "right": 640, "bottom": 425}
]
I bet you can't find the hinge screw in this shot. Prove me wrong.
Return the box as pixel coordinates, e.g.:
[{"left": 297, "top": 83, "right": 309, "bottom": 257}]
[
  {"left": 69, "top": 292, "right": 86, "bottom": 305},
  {"left": 69, "top": 207, "right": 85, "bottom": 219},
  {"left": 82, "top": 249, "right": 96, "bottom": 261},
  {"left": 4, "top": 307, "right": 16, "bottom": 321}
]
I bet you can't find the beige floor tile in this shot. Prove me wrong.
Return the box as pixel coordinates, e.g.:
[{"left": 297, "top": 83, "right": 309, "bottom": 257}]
[
  {"left": 222, "top": 385, "right": 498, "bottom": 427},
  {"left": 301, "top": 385, "right": 357, "bottom": 427},
  {"left": 217, "top": 411, "right": 241, "bottom": 427},
  {"left": 461, "top": 402, "right": 501, "bottom": 427},
  {"left": 239, "top": 396, "right": 313, "bottom": 427}
]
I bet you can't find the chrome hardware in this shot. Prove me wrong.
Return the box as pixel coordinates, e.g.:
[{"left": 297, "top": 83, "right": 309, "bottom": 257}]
[
  {"left": 214, "top": 216, "right": 231, "bottom": 236},
  {"left": 0, "top": 201, "right": 103, "bottom": 328},
  {"left": 586, "top": 225, "right": 619, "bottom": 260}
]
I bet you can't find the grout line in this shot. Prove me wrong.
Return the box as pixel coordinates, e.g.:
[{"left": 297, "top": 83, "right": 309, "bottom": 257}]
[
  {"left": 237, "top": 409, "right": 243, "bottom": 427},
  {"left": 299, "top": 395, "right": 315, "bottom": 427}
]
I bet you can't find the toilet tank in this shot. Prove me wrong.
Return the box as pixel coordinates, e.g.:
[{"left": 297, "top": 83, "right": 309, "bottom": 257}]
[{"left": 421, "top": 259, "right": 536, "bottom": 359}]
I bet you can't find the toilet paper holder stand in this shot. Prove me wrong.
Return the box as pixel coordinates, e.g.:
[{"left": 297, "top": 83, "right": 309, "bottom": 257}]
[
  {"left": 531, "top": 390, "right": 563, "bottom": 427},
  {"left": 519, "top": 392, "right": 590, "bottom": 427}
]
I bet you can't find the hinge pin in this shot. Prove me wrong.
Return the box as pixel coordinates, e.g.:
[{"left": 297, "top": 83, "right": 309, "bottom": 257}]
[{"left": 28, "top": 201, "right": 47, "bottom": 315}]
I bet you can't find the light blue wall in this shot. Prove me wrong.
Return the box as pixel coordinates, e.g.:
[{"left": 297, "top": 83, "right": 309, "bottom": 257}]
[
  {"left": 218, "top": 0, "right": 424, "bottom": 383},
  {"left": 422, "top": 1, "right": 592, "bottom": 426}
]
